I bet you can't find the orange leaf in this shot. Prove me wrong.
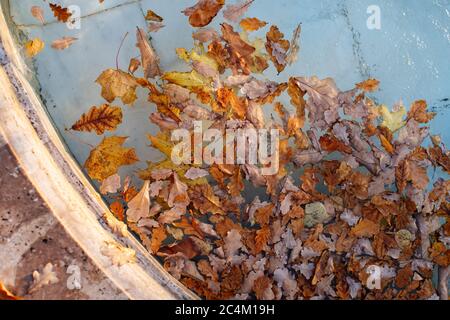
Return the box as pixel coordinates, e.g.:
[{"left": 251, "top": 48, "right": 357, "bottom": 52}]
[{"left": 240, "top": 17, "right": 267, "bottom": 32}]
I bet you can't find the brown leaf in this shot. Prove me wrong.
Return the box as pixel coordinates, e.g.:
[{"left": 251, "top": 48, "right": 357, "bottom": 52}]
[
  {"left": 145, "top": 9, "right": 163, "bottom": 22},
  {"left": 266, "top": 25, "right": 290, "bottom": 73},
  {"left": 356, "top": 78, "right": 380, "bottom": 92},
  {"left": 51, "top": 36, "right": 77, "bottom": 50},
  {"left": 223, "top": 0, "right": 253, "bottom": 22},
  {"left": 350, "top": 219, "right": 380, "bottom": 237},
  {"left": 71, "top": 104, "right": 122, "bottom": 135},
  {"left": 96, "top": 69, "right": 139, "bottom": 105},
  {"left": 183, "top": 0, "right": 224, "bottom": 28},
  {"left": 150, "top": 226, "right": 167, "bottom": 254},
  {"left": 0, "top": 282, "right": 20, "bottom": 300},
  {"left": 407, "top": 100, "right": 435, "bottom": 123},
  {"left": 31, "top": 6, "right": 45, "bottom": 24},
  {"left": 136, "top": 28, "right": 161, "bottom": 79},
  {"left": 240, "top": 17, "right": 267, "bottom": 32},
  {"left": 49, "top": 3, "right": 72, "bottom": 23},
  {"left": 84, "top": 136, "right": 139, "bottom": 181}
]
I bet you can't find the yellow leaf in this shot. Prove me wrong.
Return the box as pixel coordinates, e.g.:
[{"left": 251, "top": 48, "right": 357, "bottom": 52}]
[
  {"left": 71, "top": 104, "right": 122, "bottom": 135},
  {"left": 145, "top": 9, "right": 163, "bottom": 22},
  {"left": 85, "top": 136, "right": 139, "bottom": 181},
  {"left": 24, "top": 38, "right": 44, "bottom": 57},
  {"left": 96, "top": 69, "right": 139, "bottom": 105},
  {"left": 162, "top": 70, "right": 210, "bottom": 89},
  {"left": 148, "top": 132, "right": 175, "bottom": 159},
  {"left": 378, "top": 104, "right": 406, "bottom": 132},
  {"left": 240, "top": 17, "right": 267, "bottom": 32}
]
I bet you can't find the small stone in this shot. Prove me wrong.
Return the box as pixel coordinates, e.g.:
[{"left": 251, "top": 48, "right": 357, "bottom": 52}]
[
  {"left": 304, "top": 202, "right": 328, "bottom": 228},
  {"left": 395, "top": 229, "right": 413, "bottom": 249}
]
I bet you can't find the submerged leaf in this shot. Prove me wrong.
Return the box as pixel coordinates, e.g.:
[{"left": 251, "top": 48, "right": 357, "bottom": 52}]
[
  {"left": 85, "top": 136, "right": 139, "bottom": 181},
  {"left": 71, "top": 104, "right": 122, "bottom": 135}
]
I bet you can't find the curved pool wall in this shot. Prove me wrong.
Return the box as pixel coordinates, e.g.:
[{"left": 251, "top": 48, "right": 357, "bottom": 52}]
[{"left": 3, "top": 0, "right": 449, "bottom": 189}]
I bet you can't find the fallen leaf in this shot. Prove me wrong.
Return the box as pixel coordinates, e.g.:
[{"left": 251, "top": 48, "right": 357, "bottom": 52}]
[
  {"left": 356, "top": 78, "right": 380, "bottom": 92},
  {"left": 100, "top": 173, "right": 121, "bottom": 194},
  {"left": 49, "top": 3, "right": 72, "bottom": 23},
  {"left": 96, "top": 69, "right": 139, "bottom": 105},
  {"left": 84, "top": 136, "right": 139, "bottom": 181},
  {"left": 126, "top": 180, "right": 150, "bottom": 222},
  {"left": 145, "top": 9, "right": 163, "bottom": 22},
  {"left": 51, "top": 36, "right": 77, "bottom": 50},
  {"left": 407, "top": 100, "right": 435, "bottom": 123},
  {"left": 350, "top": 219, "right": 380, "bottom": 238},
  {"left": 71, "top": 104, "right": 122, "bottom": 135},
  {"left": 183, "top": 0, "right": 224, "bottom": 27},
  {"left": 31, "top": 6, "right": 45, "bottom": 24},
  {"left": 24, "top": 38, "right": 45, "bottom": 57},
  {"left": 223, "top": 0, "right": 253, "bottom": 22},
  {"left": 378, "top": 104, "right": 406, "bottom": 132},
  {"left": 240, "top": 17, "right": 267, "bottom": 32},
  {"left": 136, "top": 27, "right": 161, "bottom": 79}
]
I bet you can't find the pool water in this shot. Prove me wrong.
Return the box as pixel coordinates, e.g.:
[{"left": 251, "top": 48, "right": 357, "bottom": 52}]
[{"left": 4, "top": 0, "right": 449, "bottom": 189}]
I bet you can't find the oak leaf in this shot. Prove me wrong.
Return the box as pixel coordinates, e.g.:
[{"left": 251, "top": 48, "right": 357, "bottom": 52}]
[
  {"left": 145, "top": 10, "right": 163, "bottom": 22},
  {"left": 71, "top": 104, "right": 122, "bottom": 135},
  {"left": 31, "top": 6, "right": 45, "bottom": 24},
  {"left": 356, "top": 78, "right": 380, "bottom": 92},
  {"left": 49, "top": 3, "right": 72, "bottom": 23},
  {"left": 223, "top": 0, "right": 253, "bottom": 22},
  {"left": 126, "top": 180, "right": 151, "bottom": 222},
  {"left": 350, "top": 219, "right": 380, "bottom": 238},
  {"left": 407, "top": 100, "right": 435, "bottom": 123},
  {"left": 101, "top": 241, "right": 136, "bottom": 266}
]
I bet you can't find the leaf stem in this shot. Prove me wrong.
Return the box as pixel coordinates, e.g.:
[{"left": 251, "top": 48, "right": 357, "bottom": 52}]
[{"left": 116, "top": 32, "right": 129, "bottom": 70}]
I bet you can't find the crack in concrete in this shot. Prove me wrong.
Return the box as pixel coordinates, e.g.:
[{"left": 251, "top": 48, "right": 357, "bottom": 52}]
[
  {"left": 10, "top": 0, "right": 142, "bottom": 28},
  {"left": 339, "top": 1, "right": 371, "bottom": 79}
]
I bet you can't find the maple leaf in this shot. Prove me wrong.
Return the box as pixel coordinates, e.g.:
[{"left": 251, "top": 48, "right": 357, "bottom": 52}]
[
  {"left": 71, "top": 104, "right": 122, "bottom": 135},
  {"left": 49, "top": 3, "right": 72, "bottom": 23},
  {"left": 183, "top": 0, "right": 224, "bottom": 27},
  {"left": 407, "top": 100, "right": 436, "bottom": 123},
  {"left": 240, "top": 17, "right": 267, "bottom": 32},
  {"left": 51, "top": 36, "right": 77, "bottom": 50},
  {"left": 378, "top": 104, "right": 406, "bottom": 132},
  {"left": 136, "top": 28, "right": 161, "bottom": 79},
  {"left": 24, "top": 38, "right": 44, "bottom": 57},
  {"left": 84, "top": 136, "right": 139, "bottom": 181},
  {"left": 356, "top": 78, "right": 380, "bottom": 92},
  {"left": 96, "top": 69, "right": 139, "bottom": 105}
]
